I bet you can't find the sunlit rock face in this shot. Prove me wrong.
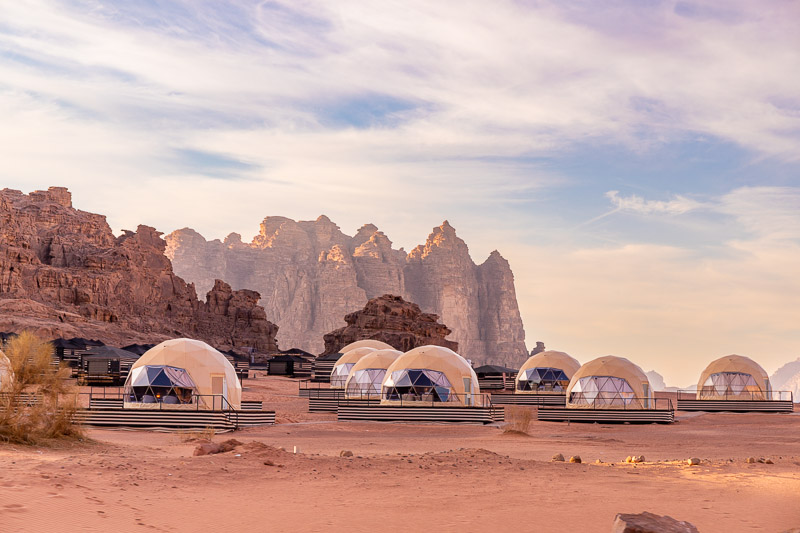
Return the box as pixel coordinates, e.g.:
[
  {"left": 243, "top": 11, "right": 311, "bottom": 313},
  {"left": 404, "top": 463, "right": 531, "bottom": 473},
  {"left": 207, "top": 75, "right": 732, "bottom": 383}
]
[
  {"left": 166, "top": 218, "right": 528, "bottom": 366},
  {"left": 0, "top": 187, "right": 278, "bottom": 352}
]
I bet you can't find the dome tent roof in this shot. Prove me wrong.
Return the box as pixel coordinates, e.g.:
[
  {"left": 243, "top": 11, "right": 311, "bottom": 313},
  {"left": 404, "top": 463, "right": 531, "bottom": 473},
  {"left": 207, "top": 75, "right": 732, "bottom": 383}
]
[
  {"left": 330, "top": 347, "right": 377, "bottom": 388},
  {"left": 338, "top": 340, "right": 394, "bottom": 353},
  {"left": 696, "top": 354, "right": 770, "bottom": 400},
  {"left": 343, "top": 348, "right": 403, "bottom": 399},
  {"left": 125, "top": 338, "right": 241, "bottom": 409},
  {"left": 516, "top": 350, "right": 581, "bottom": 395}
]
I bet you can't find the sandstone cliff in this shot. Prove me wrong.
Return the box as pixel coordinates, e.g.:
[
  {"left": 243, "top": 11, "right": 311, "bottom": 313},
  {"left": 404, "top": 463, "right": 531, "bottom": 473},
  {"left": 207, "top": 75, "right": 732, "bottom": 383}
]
[
  {"left": 322, "top": 294, "right": 459, "bottom": 355},
  {"left": 0, "top": 187, "right": 278, "bottom": 352},
  {"left": 166, "top": 217, "right": 527, "bottom": 366}
]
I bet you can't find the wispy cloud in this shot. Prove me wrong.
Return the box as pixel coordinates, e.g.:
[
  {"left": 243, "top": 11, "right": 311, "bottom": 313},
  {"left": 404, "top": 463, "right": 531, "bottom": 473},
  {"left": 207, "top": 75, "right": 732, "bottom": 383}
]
[{"left": 605, "top": 190, "right": 705, "bottom": 215}]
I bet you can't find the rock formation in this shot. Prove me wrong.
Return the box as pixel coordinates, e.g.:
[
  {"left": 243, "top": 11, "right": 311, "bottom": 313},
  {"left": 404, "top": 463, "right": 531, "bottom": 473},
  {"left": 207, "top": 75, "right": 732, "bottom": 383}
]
[
  {"left": 0, "top": 187, "right": 278, "bottom": 352},
  {"left": 770, "top": 358, "right": 800, "bottom": 400},
  {"left": 166, "top": 218, "right": 528, "bottom": 366},
  {"left": 321, "top": 294, "right": 458, "bottom": 355}
]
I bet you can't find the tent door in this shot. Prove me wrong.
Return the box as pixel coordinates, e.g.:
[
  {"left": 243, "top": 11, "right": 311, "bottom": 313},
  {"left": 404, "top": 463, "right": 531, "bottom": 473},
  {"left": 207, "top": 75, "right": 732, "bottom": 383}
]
[
  {"left": 463, "top": 378, "right": 473, "bottom": 406},
  {"left": 211, "top": 374, "right": 227, "bottom": 409}
]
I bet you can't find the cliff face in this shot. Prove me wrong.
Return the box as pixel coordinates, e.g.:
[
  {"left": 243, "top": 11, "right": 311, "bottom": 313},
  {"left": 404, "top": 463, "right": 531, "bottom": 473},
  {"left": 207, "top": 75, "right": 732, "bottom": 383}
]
[
  {"left": 0, "top": 187, "right": 278, "bottom": 352},
  {"left": 166, "top": 217, "right": 527, "bottom": 366}
]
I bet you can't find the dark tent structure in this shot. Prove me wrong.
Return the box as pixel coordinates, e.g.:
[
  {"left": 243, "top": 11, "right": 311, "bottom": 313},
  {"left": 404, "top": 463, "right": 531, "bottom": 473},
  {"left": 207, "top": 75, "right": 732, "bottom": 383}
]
[
  {"left": 80, "top": 346, "right": 140, "bottom": 386},
  {"left": 267, "top": 354, "right": 308, "bottom": 376},
  {"left": 473, "top": 364, "right": 517, "bottom": 391},
  {"left": 121, "top": 344, "right": 156, "bottom": 356}
]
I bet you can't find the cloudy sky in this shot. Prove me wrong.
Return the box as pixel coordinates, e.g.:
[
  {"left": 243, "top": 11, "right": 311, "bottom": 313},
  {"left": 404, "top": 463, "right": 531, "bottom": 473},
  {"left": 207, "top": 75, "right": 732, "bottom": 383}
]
[{"left": 2, "top": 0, "right": 799, "bottom": 385}]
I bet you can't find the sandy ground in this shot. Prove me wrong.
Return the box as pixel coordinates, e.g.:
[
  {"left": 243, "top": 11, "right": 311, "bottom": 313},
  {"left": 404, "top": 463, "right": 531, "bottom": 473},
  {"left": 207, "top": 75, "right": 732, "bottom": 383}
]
[{"left": 1, "top": 374, "right": 799, "bottom": 532}]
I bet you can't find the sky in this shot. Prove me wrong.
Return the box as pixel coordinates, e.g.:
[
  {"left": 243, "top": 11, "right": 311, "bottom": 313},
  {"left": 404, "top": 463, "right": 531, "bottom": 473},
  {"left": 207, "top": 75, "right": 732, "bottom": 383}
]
[{"left": 1, "top": 0, "right": 799, "bottom": 386}]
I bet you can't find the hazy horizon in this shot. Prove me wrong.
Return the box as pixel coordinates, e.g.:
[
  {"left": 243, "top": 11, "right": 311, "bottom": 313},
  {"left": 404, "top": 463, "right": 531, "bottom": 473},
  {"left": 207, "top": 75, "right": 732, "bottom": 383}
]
[{"left": 2, "top": 1, "right": 799, "bottom": 386}]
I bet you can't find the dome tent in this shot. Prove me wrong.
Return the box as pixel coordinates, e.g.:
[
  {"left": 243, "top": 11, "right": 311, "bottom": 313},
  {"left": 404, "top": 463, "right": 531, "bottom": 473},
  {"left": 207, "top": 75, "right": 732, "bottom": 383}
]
[
  {"left": 124, "top": 338, "right": 241, "bottom": 410},
  {"left": 566, "top": 356, "right": 652, "bottom": 409},
  {"left": 330, "top": 347, "right": 376, "bottom": 388},
  {"left": 338, "top": 340, "right": 393, "bottom": 353},
  {"left": 516, "top": 350, "right": 581, "bottom": 394},
  {"left": 381, "top": 346, "right": 482, "bottom": 406},
  {"left": 344, "top": 348, "right": 403, "bottom": 399},
  {"left": 696, "top": 355, "right": 771, "bottom": 401},
  {"left": 0, "top": 349, "right": 13, "bottom": 391}
]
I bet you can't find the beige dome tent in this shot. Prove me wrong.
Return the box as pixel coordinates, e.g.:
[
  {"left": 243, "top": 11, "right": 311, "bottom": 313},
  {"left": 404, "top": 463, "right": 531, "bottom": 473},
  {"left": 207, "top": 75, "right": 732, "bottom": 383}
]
[
  {"left": 344, "top": 348, "right": 403, "bottom": 399},
  {"left": 0, "top": 350, "right": 13, "bottom": 391},
  {"left": 381, "top": 345, "right": 482, "bottom": 406},
  {"left": 330, "top": 347, "right": 376, "bottom": 388},
  {"left": 566, "top": 356, "right": 652, "bottom": 409},
  {"left": 124, "top": 338, "right": 242, "bottom": 410},
  {"left": 338, "top": 340, "right": 394, "bottom": 353},
  {"left": 696, "top": 355, "right": 771, "bottom": 400},
  {"left": 516, "top": 350, "right": 581, "bottom": 395}
]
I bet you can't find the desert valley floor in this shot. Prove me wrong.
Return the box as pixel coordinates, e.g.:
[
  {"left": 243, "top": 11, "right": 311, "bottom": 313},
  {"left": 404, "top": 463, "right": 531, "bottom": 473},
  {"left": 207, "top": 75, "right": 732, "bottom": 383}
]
[{"left": 1, "top": 375, "right": 798, "bottom": 532}]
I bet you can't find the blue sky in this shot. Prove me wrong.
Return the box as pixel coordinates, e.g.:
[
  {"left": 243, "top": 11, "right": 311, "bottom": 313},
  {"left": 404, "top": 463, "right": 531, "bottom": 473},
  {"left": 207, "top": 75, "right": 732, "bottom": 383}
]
[{"left": 1, "top": 0, "right": 799, "bottom": 384}]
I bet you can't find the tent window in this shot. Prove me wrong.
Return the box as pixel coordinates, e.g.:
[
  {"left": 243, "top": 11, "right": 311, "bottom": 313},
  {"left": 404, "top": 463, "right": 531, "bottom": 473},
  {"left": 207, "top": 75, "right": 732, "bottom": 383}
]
[
  {"left": 517, "top": 367, "right": 570, "bottom": 392},
  {"left": 382, "top": 369, "right": 454, "bottom": 403},
  {"left": 124, "top": 365, "right": 197, "bottom": 405},
  {"left": 699, "top": 372, "right": 764, "bottom": 400},
  {"left": 569, "top": 376, "right": 641, "bottom": 408}
]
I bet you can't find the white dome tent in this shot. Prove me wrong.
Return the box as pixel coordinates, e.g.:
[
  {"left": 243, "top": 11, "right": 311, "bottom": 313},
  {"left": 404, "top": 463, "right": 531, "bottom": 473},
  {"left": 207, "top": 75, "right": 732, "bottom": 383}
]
[
  {"left": 344, "top": 349, "right": 403, "bottom": 399},
  {"left": 330, "top": 347, "right": 376, "bottom": 389},
  {"left": 566, "top": 356, "right": 652, "bottom": 410},
  {"left": 696, "top": 355, "right": 771, "bottom": 401},
  {"left": 123, "top": 338, "right": 242, "bottom": 410},
  {"left": 381, "top": 346, "right": 482, "bottom": 406},
  {"left": 516, "top": 350, "right": 581, "bottom": 395}
]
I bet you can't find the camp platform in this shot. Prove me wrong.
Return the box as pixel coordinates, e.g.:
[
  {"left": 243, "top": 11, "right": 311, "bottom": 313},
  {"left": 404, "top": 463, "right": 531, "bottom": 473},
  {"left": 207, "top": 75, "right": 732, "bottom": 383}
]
[
  {"left": 537, "top": 399, "right": 675, "bottom": 424},
  {"left": 676, "top": 391, "right": 794, "bottom": 413},
  {"left": 74, "top": 392, "right": 275, "bottom": 430},
  {"left": 490, "top": 393, "right": 566, "bottom": 407},
  {"left": 337, "top": 401, "right": 504, "bottom": 424}
]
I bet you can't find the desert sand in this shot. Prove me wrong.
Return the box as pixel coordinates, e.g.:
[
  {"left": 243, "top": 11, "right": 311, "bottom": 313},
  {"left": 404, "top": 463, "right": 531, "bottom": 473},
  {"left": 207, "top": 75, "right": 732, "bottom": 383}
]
[{"left": 1, "top": 375, "right": 798, "bottom": 532}]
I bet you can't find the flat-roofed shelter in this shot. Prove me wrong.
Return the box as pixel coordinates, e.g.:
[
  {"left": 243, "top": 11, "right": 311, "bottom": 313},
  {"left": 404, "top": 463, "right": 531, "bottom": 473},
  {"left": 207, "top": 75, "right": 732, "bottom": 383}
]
[
  {"left": 566, "top": 356, "right": 652, "bottom": 409},
  {"left": 338, "top": 340, "right": 394, "bottom": 353},
  {"left": 124, "top": 338, "right": 242, "bottom": 410},
  {"left": 344, "top": 348, "right": 403, "bottom": 399},
  {"left": 381, "top": 346, "right": 482, "bottom": 406},
  {"left": 0, "top": 350, "right": 13, "bottom": 391},
  {"left": 696, "top": 355, "right": 771, "bottom": 401},
  {"left": 516, "top": 350, "right": 581, "bottom": 394},
  {"left": 330, "top": 347, "right": 376, "bottom": 388}
]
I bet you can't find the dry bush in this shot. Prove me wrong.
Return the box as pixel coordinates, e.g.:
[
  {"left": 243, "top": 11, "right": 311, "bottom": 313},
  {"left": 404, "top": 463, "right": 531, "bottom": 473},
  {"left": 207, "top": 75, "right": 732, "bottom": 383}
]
[
  {"left": 503, "top": 406, "right": 533, "bottom": 435},
  {"left": 0, "top": 331, "right": 84, "bottom": 445},
  {"left": 179, "top": 426, "right": 216, "bottom": 443}
]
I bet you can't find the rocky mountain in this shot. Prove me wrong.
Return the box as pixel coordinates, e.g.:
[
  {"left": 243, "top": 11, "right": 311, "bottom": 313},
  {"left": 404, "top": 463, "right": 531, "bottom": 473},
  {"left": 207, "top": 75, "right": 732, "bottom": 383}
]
[
  {"left": 770, "top": 358, "right": 800, "bottom": 400},
  {"left": 0, "top": 187, "right": 278, "bottom": 352},
  {"left": 645, "top": 371, "right": 667, "bottom": 392},
  {"left": 322, "top": 294, "right": 458, "bottom": 355},
  {"left": 166, "top": 218, "right": 528, "bottom": 366}
]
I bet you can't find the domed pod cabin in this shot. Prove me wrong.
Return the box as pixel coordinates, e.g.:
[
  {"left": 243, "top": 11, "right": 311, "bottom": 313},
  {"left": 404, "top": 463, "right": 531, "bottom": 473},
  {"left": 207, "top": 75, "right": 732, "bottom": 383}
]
[
  {"left": 696, "top": 355, "right": 770, "bottom": 401},
  {"left": 312, "top": 340, "right": 393, "bottom": 382},
  {"left": 381, "top": 346, "right": 481, "bottom": 406},
  {"left": 515, "top": 351, "right": 581, "bottom": 395},
  {"left": 344, "top": 349, "right": 403, "bottom": 399},
  {"left": 123, "top": 338, "right": 242, "bottom": 410},
  {"left": 329, "top": 347, "right": 377, "bottom": 389},
  {"left": 566, "top": 356, "right": 652, "bottom": 410}
]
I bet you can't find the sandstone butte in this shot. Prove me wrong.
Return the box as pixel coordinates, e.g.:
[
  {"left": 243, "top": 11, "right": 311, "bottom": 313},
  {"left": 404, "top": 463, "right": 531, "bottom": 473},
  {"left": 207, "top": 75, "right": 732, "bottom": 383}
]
[
  {"left": 165, "top": 216, "right": 528, "bottom": 366},
  {"left": 321, "top": 294, "right": 459, "bottom": 355},
  {"left": 0, "top": 187, "right": 278, "bottom": 353}
]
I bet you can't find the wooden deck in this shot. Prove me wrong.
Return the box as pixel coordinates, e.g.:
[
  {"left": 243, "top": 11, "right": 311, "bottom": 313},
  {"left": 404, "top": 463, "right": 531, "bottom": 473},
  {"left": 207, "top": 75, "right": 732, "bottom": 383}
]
[
  {"left": 337, "top": 404, "right": 504, "bottom": 424},
  {"left": 74, "top": 407, "right": 275, "bottom": 430},
  {"left": 537, "top": 407, "right": 675, "bottom": 423},
  {"left": 490, "top": 393, "right": 566, "bottom": 406},
  {"left": 677, "top": 399, "right": 794, "bottom": 412}
]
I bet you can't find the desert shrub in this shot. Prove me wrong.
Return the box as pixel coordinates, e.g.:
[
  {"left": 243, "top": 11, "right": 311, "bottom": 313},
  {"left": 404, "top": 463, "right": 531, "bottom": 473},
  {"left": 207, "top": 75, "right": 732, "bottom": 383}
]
[
  {"left": 503, "top": 406, "right": 533, "bottom": 435},
  {"left": 0, "top": 331, "right": 84, "bottom": 444},
  {"left": 179, "top": 426, "right": 216, "bottom": 442}
]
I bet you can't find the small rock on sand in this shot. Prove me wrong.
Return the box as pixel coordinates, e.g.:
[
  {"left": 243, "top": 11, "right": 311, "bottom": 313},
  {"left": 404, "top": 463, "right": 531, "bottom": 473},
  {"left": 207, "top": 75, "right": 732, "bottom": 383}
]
[
  {"left": 612, "top": 511, "right": 699, "bottom": 533},
  {"left": 765, "top": 458, "right": 774, "bottom": 464},
  {"left": 746, "top": 457, "right": 756, "bottom": 463},
  {"left": 686, "top": 458, "right": 701, "bottom": 466},
  {"left": 551, "top": 453, "right": 565, "bottom": 462},
  {"left": 569, "top": 456, "right": 582, "bottom": 463},
  {"left": 340, "top": 450, "right": 354, "bottom": 457}
]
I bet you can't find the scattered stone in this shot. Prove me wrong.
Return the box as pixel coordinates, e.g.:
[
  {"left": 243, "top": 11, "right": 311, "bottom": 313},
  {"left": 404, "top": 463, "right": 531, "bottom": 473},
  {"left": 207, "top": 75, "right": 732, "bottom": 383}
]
[
  {"left": 746, "top": 457, "right": 756, "bottom": 464},
  {"left": 340, "top": 450, "right": 354, "bottom": 457},
  {"left": 765, "top": 458, "right": 774, "bottom": 464},
  {"left": 612, "top": 511, "right": 699, "bottom": 533},
  {"left": 625, "top": 456, "right": 633, "bottom": 463},
  {"left": 757, "top": 457, "right": 766, "bottom": 464},
  {"left": 596, "top": 459, "right": 603, "bottom": 464},
  {"left": 569, "top": 456, "right": 582, "bottom": 464},
  {"left": 263, "top": 460, "right": 275, "bottom": 466},
  {"left": 551, "top": 453, "right": 565, "bottom": 462},
  {"left": 192, "top": 439, "right": 241, "bottom": 456},
  {"left": 687, "top": 458, "right": 701, "bottom": 466}
]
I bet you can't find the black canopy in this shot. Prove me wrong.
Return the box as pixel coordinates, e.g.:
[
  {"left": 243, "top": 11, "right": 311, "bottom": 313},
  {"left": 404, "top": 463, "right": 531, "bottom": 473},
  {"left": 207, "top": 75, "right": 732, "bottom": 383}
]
[
  {"left": 473, "top": 364, "right": 517, "bottom": 375},
  {"left": 83, "top": 346, "right": 140, "bottom": 360},
  {"left": 121, "top": 344, "right": 156, "bottom": 356}
]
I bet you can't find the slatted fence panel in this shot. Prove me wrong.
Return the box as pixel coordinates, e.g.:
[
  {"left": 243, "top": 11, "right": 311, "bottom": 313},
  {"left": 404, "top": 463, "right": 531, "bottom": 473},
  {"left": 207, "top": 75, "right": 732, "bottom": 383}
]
[
  {"left": 490, "top": 394, "right": 566, "bottom": 406},
  {"left": 537, "top": 407, "right": 674, "bottom": 423},
  {"left": 337, "top": 405, "right": 503, "bottom": 424},
  {"left": 676, "top": 400, "right": 794, "bottom": 412}
]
